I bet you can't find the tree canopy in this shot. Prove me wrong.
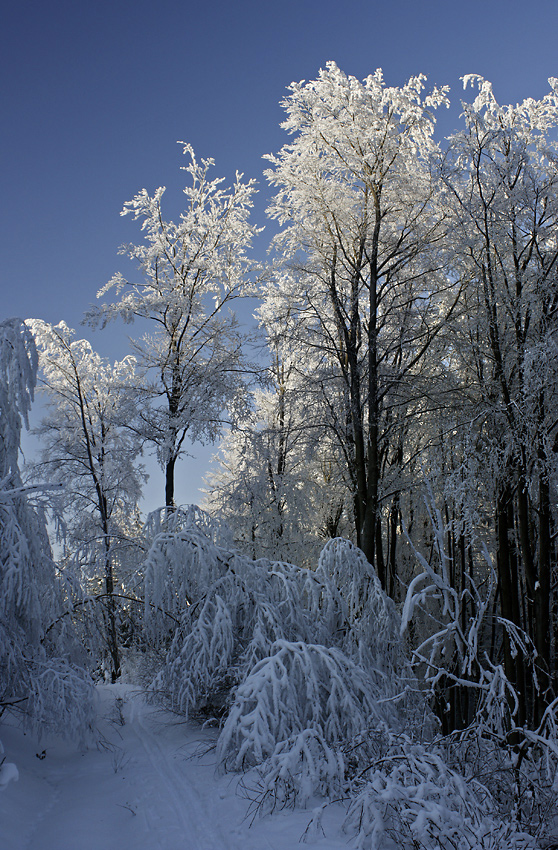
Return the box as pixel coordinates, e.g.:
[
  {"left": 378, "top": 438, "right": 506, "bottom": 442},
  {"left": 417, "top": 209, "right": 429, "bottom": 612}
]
[{"left": 4, "top": 66, "right": 558, "bottom": 848}]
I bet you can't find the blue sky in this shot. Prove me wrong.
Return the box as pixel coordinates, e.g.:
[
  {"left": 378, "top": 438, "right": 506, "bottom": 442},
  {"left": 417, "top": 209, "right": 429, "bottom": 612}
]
[{"left": 4, "top": 0, "right": 558, "bottom": 507}]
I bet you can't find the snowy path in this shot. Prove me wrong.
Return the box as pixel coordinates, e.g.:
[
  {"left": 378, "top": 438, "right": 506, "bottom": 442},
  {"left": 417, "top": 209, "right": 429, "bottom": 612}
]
[
  {"left": 126, "top": 694, "right": 229, "bottom": 850},
  {"left": 0, "top": 684, "right": 347, "bottom": 850},
  {"left": 0, "top": 686, "right": 245, "bottom": 850}
]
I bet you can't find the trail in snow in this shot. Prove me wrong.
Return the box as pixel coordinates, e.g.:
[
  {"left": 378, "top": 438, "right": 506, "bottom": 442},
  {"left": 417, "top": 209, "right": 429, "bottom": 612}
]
[
  {"left": 0, "top": 684, "right": 347, "bottom": 850},
  {"left": 0, "top": 685, "right": 244, "bottom": 850},
  {"left": 126, "top": 691, "right": 234, "bottom": 850}
]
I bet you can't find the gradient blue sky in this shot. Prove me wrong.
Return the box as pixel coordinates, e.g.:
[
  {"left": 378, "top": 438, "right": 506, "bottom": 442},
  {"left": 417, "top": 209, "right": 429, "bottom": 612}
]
[{"left": 4, "top": 0, "right": 558, "bottom": 507}]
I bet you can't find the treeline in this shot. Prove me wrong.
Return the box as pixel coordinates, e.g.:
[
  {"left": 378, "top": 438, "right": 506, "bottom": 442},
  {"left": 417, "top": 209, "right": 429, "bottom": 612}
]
[
  {"left": 3, "top": 64, "right": 558, "bottom": 844},
  {"left": 208, "top": 65, "right": 558, "bottom": 733}
]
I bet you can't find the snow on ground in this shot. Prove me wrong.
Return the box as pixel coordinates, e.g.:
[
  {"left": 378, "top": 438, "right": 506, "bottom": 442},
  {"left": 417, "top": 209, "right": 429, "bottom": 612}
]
[{"left": 0, "top": 684, "right": 348, "bottom": 850}]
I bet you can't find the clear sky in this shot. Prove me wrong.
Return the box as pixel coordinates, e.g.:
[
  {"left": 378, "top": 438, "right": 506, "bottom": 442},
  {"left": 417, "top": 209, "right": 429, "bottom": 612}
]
[{"left": 4, "top": 0, "right": 558, "bottom": 508}]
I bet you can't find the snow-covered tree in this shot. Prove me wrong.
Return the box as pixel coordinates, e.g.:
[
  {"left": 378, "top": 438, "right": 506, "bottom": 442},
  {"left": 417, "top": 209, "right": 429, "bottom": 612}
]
[
  {"left": 262, "top": 63, "right": 457, "bottom": 588},
  {"left": 143, "top": 508, "right": 410, "bottom": 804},
  {"left": 87, "top": 144, "right": 259, "bottom": 508},
  {"left": 29, "top": 320, "right": 145, "bottom": 681},
  {"left": 0, "top": 318, "right": 94, "bottom": 746},
  {"left": 204, "top": 346, "right": 350, "bottom": 565},
  {"left": 438, "top": 75, "right": 558, "bottom": 724}
]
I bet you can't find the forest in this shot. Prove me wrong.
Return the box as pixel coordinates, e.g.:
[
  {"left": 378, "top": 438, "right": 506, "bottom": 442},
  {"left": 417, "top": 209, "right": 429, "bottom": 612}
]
[{"left": 3, "top": 64, "right": 558, "bottom": 848}]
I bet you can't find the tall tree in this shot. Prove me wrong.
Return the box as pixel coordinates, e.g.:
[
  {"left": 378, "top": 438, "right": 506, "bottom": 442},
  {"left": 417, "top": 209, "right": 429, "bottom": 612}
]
[
  {"left": 0, "top": 318, "right": 93, "bottom": 739},
  {"left": 29, "top": 320, "right": 144, "bottom": 681},
  {"left": 440, "top": 75, "right": 558, "bottom": 722},
  {"left": 87, "top": 144, "right": 259, "bottom": 508},
  {"left": 205, "top": 345, "right": 349, "bottom": 565},
  {"left": 263, "top": 63, "right": 455, "bottom": 582},
  {"left": 1, "top": 318, "right": 52, "bottom": 705}
]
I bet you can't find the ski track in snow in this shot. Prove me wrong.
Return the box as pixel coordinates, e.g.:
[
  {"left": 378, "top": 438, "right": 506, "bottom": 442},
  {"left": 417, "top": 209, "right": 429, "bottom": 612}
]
[
  {"left": 128, "top": 695, "right": 229, "bottom": 850},
  {"left": 18, "top": 773, "right": 62, "bottom": 849},
  {"left": 0, "top": 685, "right": 252, "bottom": 850},
  {"left": 0, "top": 684, "right": 348, "bottom": 850}
]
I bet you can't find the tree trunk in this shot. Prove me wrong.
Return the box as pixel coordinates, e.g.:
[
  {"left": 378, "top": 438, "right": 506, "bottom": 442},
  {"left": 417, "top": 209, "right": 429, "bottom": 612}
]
[
  {"left": 361, "top": 257, "right": 380, "bottom": 576},
  {"left": 497, "top": 485, "right": 526, "bottom": 726},
  {"left": 387, "top": 494, "right": 400, "bottom": 600},
  {"left": 535, "top": 461, "right": 552, "bottom": 718},
  {"left": 102, "top": 531, "right": 120, "bottom": 683},
  {"left": 165, "top": 455, "right": 176, "bottom": 509}
]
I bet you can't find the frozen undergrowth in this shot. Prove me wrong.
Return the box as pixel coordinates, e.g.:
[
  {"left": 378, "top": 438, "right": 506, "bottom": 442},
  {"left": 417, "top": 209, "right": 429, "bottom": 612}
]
[
  {"left": 140, "top": 513, "right": 550, "bottom": 849},
  {"left": 343, "top": 732, "right": 539, "bottom": 850},
  {"left": 218, "top": 640, "right": 391, "bottom": 769},
  {"left": 3, "top": 479, "right": 553, "bottom": 848}
]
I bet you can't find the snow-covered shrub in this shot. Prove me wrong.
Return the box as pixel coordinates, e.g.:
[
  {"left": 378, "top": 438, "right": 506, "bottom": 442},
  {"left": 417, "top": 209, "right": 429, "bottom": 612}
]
[
  {"left": 400, "top": 484, "right": 524, "bottom": 735},
  {"left": 250, "top": 728, "right": 345, "bottom": 813},
  {"left": 0, "top": 739, "right": 18, "bottom": 791},
  {"left": 143, "top": 504, "right": 232, "bottom": 547},
  {"left": 143, "top": 507, "right": 232, "bottom": 645},
  {"left": 26, "top": 658, "right": 96, "bottom": 744},
  {"left": 398, "top": 484, "right": 558, "bottom": 845},
  {"left": 149, "top": 556, "right": 314, "bottom": 717},
  {"left": 316, "top": 538, "right": 403, "bottom": 674},
  {"left": 146, "top": 518, "right": 411, "bottom": 728},
  {"left": 439, "top": 698, "right": 558, "bottom": 845},
  {"left": 145, "top": 514, "right": 422, "bottom": 815},
  {"left": 152, "top": 591, "right": 235, "bottom": 717},
  {"left": 218, "top": 640, "right": 391, "bottom": 770},
  {"left": 343, "top": 734, "right": 539, "bottom": 850}
]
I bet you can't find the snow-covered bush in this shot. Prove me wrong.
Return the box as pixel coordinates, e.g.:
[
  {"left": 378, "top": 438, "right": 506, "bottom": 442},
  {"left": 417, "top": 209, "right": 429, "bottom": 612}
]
[
  {"left": 0, "top": 739, "right": 18, "bottom": 791},
  {"left": 146, "top": 514, "right": 410, "bottom": 727},
  {"left": 398, "top": 484, "right": 558, "bottom": 846},
  {"left": 24, "top": 658, "right": 96, "bottom": 743},
  {"left": 143, "top": 506, "right": 232, "bottom": 646},
  {"left": 153, "top": 590, "right": 236, "bottom": 717},
  {"left": 218, "top": 640, "right": 391, "bottom": 770},
  {"left": 343, "top": 733, "right": 539, "bottom": 850},
  {"left": 143, "top": 504, "right": 232, "bottom": 546},
  {"left": 316, "top": 538, "right": 402, "bottom": 674},
  {"left": 149, "top": 553, "right": 322, "bottom": 717},
  {"left": 249, "top": 728, "right": 345, "bottom": 813},
  {"left": 438, "top": 696, "right": 558, "bottom": 846},
  {"left": 144, "top": 512, "right": 422, "bottom": 817}
]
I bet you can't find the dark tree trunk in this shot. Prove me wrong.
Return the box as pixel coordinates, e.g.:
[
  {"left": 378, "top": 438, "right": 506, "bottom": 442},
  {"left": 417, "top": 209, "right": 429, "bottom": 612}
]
[
  {"left": 497, "top": 485, "right": 526, "bottom": 726},
  {"left": 535, "top": 462, "right": 552, "bottom": 717},
  {"left": 361, "top": 256, "right": 380, "bottom": 576},
  {"left": 165, "top": 455, "right": 176, "bottom": 509},
  {"left": 103, "top": 538, "right": 121, "bottom": 683}
]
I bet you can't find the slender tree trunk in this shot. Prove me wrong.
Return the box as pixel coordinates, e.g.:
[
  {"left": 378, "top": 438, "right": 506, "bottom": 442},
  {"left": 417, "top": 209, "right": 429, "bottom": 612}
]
[
  {"left": 73, "top": 366, "right": 122, "bottom": 680},
  {"left": 516, "top": 476, "right": 535, "bottom": 633},
  {"left": 497, "top": 485, "right": 526, "bottom": 726},
  {"left": 165, "top": 455, "right": 176, "bottom": 509},
  {"left": 536, "top": 459, "right": 552, "bottom": 718},
  {"left": 100, "top": 493, "right": 120, "bottom": 682},
  {"left": 103, "top": 536, "right": 121, "bottom": 683},
  {"left": 361, "top": 259, "right": 380, "bottom": 575},
  {"left": 459, "top": 532, "right": 470, "bottom": 727},
  {"left": 387, "top": 494, "right": 400, "bottom": 600}
]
